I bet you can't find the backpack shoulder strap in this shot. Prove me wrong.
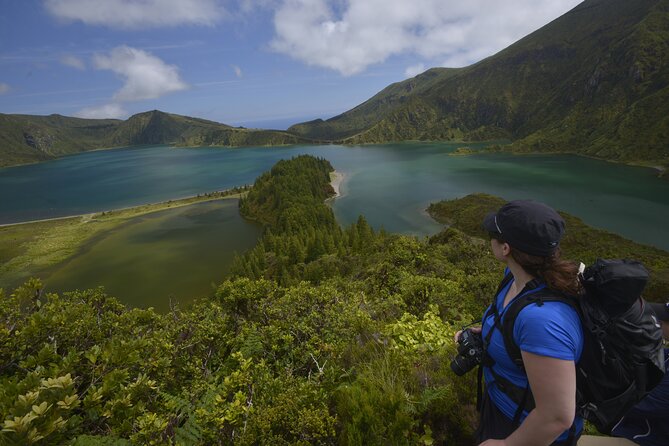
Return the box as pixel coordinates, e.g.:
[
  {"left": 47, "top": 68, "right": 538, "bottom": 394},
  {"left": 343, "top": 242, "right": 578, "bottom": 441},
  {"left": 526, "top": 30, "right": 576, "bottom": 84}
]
[
  {"left": 483, "top": 271, "right": 515, "bottom": 344},
  {"left": 501, "top": 289, "right": 577, "bottom": 369},
  {"left": 496, "top": 271, "right": 514, "bottom": 296}
]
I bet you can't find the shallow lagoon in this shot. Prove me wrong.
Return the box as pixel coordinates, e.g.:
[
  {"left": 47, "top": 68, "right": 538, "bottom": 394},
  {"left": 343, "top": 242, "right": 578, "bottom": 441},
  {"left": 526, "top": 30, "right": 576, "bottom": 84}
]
[{"left": 44, "top": 200, "right": 262, "bottom": 311}]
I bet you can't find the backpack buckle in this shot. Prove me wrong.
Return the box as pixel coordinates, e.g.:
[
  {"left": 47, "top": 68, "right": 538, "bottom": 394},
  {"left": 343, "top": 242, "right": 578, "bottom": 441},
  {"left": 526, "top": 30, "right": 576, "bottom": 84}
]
[{"left": 580, "top": 402, "right": 598, "bottom": 419}]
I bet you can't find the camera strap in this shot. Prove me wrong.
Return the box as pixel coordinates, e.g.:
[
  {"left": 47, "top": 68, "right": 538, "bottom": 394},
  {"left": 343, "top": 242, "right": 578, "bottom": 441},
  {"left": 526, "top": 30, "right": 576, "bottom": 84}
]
[{"left": 478, "top": 273, "right": 514, "bottom": 412}]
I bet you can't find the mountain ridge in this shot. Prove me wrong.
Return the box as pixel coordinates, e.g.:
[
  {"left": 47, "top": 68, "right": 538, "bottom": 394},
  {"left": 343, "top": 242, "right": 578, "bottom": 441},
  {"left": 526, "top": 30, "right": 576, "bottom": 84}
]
[
  {"left": 289, "top": 0, "right": 669, "bottom": 168},
  {"left": 0, "top": 110, "right": 313, "bottom": 167}
]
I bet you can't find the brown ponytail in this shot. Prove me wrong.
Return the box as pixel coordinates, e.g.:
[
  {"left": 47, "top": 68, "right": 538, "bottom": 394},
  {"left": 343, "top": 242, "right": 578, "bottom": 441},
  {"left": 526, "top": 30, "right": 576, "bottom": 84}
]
[{"left": 510, "top": 247, "right": 582, "bottom": 296}]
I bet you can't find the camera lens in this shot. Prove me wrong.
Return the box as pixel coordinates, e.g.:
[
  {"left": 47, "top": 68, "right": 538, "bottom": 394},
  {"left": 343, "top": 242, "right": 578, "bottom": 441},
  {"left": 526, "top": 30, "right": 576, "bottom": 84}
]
[
  {"left": 450, "top": 353, "right": 477, "bottom": 376},
  {"left": 450, "top": 328, "right": 483, "bottom": 376}
]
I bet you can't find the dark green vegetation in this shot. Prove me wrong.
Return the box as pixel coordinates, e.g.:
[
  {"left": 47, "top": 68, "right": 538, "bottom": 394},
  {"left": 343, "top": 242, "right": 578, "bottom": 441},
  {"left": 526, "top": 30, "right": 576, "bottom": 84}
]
[
  {"left": 0, "top": 111, "right": 312, "bottom": 167},
  {"left": 290, "top": 0, "right": 669, "bottom": 169},
  {"left": 428, "top": 193, "right": 669, "bottom": 301},
  {"left": 2, "top": 156, "right": 666, "bottom": 444}
]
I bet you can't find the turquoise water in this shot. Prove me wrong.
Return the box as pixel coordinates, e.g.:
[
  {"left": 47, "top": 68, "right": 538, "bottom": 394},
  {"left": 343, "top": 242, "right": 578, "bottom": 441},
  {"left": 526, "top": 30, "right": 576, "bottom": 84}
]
[
  {"left": 44, "top": 200, "right": 262, "bottom": 311},
  {"left": 1, "top": 143, "right": 668, "bottom": 249}
]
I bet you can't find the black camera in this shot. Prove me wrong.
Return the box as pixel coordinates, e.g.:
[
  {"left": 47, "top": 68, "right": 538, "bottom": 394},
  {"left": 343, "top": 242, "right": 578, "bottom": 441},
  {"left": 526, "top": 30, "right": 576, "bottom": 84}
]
[{"left": 450, "top": 328, "right": 484, "bottom": 376}]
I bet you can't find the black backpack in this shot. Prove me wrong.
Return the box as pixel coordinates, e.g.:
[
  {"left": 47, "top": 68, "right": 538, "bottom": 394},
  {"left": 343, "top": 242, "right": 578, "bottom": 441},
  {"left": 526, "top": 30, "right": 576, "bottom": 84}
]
[{"left": 493, "top": 259, "right": 666, "bottom": 435}]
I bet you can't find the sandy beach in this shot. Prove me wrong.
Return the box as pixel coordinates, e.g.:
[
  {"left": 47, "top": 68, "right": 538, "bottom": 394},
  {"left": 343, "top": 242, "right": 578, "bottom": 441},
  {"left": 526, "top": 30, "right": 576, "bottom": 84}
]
[{"left": 329, "top": 170, "right": 345, "bottom": 198}]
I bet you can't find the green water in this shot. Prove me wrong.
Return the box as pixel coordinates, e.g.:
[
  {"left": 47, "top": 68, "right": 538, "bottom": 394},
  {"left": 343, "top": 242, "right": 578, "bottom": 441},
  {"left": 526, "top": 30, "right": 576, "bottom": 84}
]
[{"left": 44, "top": 200, "right": 262, "bottom": 311}]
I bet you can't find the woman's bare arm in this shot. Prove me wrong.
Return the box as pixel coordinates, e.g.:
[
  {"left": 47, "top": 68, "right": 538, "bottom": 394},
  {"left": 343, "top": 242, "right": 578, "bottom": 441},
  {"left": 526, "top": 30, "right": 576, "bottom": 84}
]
[{"left": 479, "top": 351, "right": 577, "bottom": 446}]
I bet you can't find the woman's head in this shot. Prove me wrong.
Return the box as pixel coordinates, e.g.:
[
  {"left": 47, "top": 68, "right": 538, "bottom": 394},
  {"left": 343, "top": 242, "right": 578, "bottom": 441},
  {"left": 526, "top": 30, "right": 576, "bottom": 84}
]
[
  {"left": 483, "top": 200, "right": 565, "bottom": 256},
  {"left": 484, "top": 200, "right": 581, "bottom": 295}
]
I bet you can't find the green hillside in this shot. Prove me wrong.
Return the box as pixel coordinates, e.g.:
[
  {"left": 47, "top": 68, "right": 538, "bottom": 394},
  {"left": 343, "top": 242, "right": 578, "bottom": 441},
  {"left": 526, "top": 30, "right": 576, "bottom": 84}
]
[
  {"left": 0, "top": 110, "right": 312, "bottom": 167},
  {"left": 289, "top": 0, "right": 669, "bottom": 168}
]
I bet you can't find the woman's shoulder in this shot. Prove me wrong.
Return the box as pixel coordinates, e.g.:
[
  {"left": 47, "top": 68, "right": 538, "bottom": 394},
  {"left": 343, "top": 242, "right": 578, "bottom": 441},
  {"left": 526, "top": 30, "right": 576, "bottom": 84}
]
[
  {"left": 514, "top": 299, "right": 584, "bottom": 358},
  {"left": 516, "top": 298, "right": 581, "bottom": 325}
]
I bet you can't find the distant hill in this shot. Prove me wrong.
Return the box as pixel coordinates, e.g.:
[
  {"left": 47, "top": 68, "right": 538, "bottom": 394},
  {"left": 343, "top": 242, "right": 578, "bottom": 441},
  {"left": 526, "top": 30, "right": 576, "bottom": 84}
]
[
  {"left": 289, "top": 0, "right": 669, "bottom": 167},
  {"left": 0, "top": 110, "right": 312, "bottom": 167}
]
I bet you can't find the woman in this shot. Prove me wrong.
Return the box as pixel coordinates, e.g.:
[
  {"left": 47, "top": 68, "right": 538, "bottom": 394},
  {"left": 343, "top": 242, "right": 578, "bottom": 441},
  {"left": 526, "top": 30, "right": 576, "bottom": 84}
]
[{"left": 460, "top": 200, "right": 584, "bottom": 446}]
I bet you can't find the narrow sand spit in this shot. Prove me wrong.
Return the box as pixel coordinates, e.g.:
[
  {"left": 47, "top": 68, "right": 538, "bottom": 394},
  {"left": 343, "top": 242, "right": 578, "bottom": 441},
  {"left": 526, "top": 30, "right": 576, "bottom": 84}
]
[{"left": 329, "top": 170, "right": 345, "bottom": 199}]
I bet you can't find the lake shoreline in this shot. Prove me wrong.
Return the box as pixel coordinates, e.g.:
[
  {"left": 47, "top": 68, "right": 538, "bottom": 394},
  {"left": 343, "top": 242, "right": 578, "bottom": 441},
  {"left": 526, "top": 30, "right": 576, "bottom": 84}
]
[{"left": 0, "top": 187, "right": 249, "bottom": 228}]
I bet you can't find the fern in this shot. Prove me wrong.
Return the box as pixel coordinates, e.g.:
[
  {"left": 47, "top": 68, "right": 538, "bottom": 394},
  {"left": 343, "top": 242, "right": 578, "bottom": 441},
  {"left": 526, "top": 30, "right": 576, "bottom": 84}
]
[{"left": 159, "top": 390, "right": 207, "bottom": 446}]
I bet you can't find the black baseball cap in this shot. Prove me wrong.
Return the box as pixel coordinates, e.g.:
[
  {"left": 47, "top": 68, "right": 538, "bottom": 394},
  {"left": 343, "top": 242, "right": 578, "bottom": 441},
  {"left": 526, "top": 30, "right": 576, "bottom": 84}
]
[
  {"left": 483, "top": 200, "right": 565, "bottom": 256},
  {"left": 648, "top": 302, "right": 669, "bottom": 322}
]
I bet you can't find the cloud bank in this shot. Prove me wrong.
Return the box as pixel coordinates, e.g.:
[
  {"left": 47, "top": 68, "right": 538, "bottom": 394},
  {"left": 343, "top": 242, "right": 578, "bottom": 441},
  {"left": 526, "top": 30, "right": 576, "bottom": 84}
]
[
  {"left": 270, "top": 0, "right": 582, "bottom": 75},
  {"left": 75, "top": 46, "right": 188, "bottom": 119},
  {"left": 44, "top": 0, "right": 225, "bottom": 29},
  {"left": 0, "top": 83, "right": 10, "bottom": 94},
  {"left": 93, "top": 46, "right": 189, "bottom": 101}
]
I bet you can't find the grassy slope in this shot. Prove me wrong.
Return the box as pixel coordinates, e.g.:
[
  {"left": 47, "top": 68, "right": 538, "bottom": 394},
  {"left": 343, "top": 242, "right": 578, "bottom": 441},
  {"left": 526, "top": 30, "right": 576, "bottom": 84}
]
[
  {"left": 0, "top": 110, "right": 313, "bottom": 167},
  {"left": 427, "top": 193, "right": 669, "bottom": 301},
  {"left": 287, "top": 68, "right": 464, "bottom": 141},
  {"left": 0, "top": 114, "right": 122, "bottom": 165},
  {"left": 289, "top": 0, "right": 669, "bottom": 167}
]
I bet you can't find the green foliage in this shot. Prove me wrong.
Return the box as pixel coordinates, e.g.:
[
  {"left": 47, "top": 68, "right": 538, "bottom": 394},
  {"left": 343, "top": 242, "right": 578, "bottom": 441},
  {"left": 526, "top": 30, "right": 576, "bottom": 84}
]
[
  {"left": 12, "top": 156, "right": 653, "bottom": 444},
  {"left": 0, "top": 373, "right": 80, "bottom": 445},
  {"left": 235, "top": 155, "right": 350, "bottom": 286},
  {"left": 383, "top": 305, "right": 457, "bottom": 355},
  {"left": 335, "top": 344, "right": 476, "bottom": 446}
]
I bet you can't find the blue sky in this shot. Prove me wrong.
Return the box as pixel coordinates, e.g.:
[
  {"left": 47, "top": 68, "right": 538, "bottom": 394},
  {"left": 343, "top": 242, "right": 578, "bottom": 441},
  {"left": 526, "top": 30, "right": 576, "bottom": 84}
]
[{"left": 0, "top": 0, "right": 581, "bottom": 129}]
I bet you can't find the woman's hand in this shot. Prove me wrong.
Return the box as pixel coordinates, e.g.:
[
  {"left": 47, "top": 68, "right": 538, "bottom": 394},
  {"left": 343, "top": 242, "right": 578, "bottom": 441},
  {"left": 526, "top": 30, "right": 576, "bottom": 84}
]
[{"left": 454, "top": 326, "right": 482, "bottom": 344}]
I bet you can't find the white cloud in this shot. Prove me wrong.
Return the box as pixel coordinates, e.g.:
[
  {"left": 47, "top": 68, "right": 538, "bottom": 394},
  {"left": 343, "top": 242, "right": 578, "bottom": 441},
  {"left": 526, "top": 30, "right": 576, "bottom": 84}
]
[
  {"left": 60, "top": 54, "right": 86, "bottom": 70},
  {"left": 75, "top": 103, "right": 128, "bottom": 119},
  {"left": 0, "top": 83, "right": 9, "bottom": 94},
  {"left": 405, "top": 64, "right": 426, "bottom": 78},
  {"left": 93, "top": 46, "right": 189, "bottom": 101},
  {"left": 232, "top": 65, "right": 243, "bottom": 78},
  {"left": 44, "top": 0, "right": 225, "bottom": 29},
  {"left": 270, "top": 0, "right": 582, "bottom": 75}
]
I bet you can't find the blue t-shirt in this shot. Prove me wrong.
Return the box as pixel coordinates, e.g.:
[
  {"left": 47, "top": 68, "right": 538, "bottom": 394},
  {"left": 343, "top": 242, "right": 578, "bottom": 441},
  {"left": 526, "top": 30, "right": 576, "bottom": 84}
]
[{"left": 482, "top": 275, "right": 584, "bottom": 441}]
